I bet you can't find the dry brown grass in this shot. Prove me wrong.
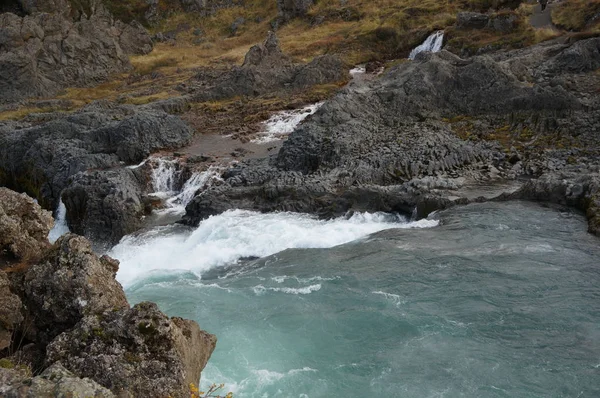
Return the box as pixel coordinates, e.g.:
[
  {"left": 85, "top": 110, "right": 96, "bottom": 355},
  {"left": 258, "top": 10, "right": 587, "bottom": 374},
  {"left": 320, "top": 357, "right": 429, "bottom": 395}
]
[{"left": 552, "top": 0, "right": 600, "bottom": 32}]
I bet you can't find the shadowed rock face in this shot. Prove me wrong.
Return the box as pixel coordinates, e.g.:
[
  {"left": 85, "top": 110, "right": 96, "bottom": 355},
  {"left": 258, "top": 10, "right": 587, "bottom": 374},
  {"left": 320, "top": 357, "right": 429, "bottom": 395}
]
[
  {"left": 0, "top": 0, "right": 152, "bottom": 103},
  {"left": 183, "top": 37, "right": 600, "bottom": 233},
  {"left": 0, "top": 103, "right": 192, "bottom": 243}
]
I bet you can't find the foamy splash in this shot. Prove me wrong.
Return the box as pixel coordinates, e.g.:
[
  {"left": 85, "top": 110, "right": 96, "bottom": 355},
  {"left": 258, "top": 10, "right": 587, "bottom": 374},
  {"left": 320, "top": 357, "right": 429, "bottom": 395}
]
[
  {"left": 110, "top": 210, "right": 439, "bottom": 286},
  {"left": 409, "top": 31, "right": 444, "bottom": 60},
  {"left": 48, "top": 198, "right": 70, "bottom": 243},
  {"left": 252, "top": 102, "right": 324, "bottom": 144}
]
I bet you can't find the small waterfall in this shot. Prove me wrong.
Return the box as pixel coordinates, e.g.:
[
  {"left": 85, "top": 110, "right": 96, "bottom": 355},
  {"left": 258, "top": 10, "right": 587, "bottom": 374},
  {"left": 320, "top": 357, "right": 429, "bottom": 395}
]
[
  {"left": 252, "top": 102, "right": 324, "bottom": 144},
  {"left": 150, "top": 158, "right": 180, "bottom": 197},
  {"left": 48, "top": 198, "right": 70, "bottom": 243},
  {"left": 166, "top": 166, "right": 224, "bottom": 211},
  {"left": 409, "top": 31, "right": 444, "bottom": 60}
]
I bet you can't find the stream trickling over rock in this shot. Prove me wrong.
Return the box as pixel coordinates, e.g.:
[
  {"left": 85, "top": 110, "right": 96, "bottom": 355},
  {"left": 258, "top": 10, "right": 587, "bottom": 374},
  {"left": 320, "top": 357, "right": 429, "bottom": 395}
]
[
  {"left": 409, "top": 31, "right": 445, "bottom": 60},
  {"left": 110, "top": 201, "right": 600, "bottom": 397}
]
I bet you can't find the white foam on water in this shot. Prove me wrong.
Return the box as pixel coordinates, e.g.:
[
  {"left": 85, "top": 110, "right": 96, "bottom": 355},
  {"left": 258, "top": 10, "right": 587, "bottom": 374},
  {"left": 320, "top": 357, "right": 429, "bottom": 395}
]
[
  {"left": 48, "top": 198, "right": 70, "bottom": 244},
  {"left": 252, "top": 284, "right": 322, "bottom": 296},
  {"left": 409, "top": 30, "right": 444, "bottom": 60},
  {"left": 252, "top": 102, "right": 324, "bottom": 144},
  {"left": 372, "top": 290, "right": 405, "bottom": 306},
  {"left": 350, "top": 65, "right": 366, "bottom": 76},
  {"left": 110, "top": 210, "right": 439, "bottom": 286}
]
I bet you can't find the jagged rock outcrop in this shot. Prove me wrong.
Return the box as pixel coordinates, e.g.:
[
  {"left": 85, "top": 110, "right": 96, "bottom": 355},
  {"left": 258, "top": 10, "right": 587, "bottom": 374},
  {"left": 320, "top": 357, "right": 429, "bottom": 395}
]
[
  {"left": 0, "top": 363, "right": 115, "bottom": 398},
  {"left": 46, "top": 302, "right": 217, "bottom": 398},
  {"left": 0, "top": 188, "right": 53, "bottom": 261},
  {"left": 19, "top": 234, "right": 129, "bottom": 345},
  {"left": 0, "top": 103, "right": 192, "bottom": 242},
  {"left": 0, "top": 272, "right": 23, "bottom": 351},
  {"left": 190, "top": 32, "right": 349, "bottom": 101},
  {"left": 184, "top": 37, "right": 600, "bottom": 231},
  {"left": 505, "top": 169, "right": 600, "bottom": 236},
  {"left": 0, "top": 0, "right": 152, "bottom": 103},
  {"left": 0, "top": 190, "right": 216, "bottom": 397}
]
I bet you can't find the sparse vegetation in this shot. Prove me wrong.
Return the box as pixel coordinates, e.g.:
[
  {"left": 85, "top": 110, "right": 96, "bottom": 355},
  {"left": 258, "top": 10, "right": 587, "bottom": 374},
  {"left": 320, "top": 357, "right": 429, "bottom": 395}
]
[{"left": 552, "top": 0, "right": 600, "bottom": 32}]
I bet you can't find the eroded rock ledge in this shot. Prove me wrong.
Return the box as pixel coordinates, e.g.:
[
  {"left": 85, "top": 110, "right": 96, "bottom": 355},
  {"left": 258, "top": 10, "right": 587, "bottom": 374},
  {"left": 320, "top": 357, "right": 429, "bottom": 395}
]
[{"left": 0, "top": 187, "right": 216, "bottom": 398}]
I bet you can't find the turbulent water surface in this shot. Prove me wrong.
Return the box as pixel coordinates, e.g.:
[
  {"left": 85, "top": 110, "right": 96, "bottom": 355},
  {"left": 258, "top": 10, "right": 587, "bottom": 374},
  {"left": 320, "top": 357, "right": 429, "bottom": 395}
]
[{"left": 113, "top": 202, "right": 600, "bottom": 397}]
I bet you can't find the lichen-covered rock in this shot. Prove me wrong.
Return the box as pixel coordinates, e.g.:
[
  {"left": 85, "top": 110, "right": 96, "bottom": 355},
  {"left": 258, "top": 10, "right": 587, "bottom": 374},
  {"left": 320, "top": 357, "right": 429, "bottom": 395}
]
[
  {"left": 22, "top": 234, "right": 129, "bottom": 344},
  {"left": 46, "top": 302, "right": 217, "bottom": 398},
  {"left": 0, "top": 362, "right": 114, "bottom": 398},
  {"left": 0, "top": 271, "right": 23, "bottom": 351},
  {"left": 0, "top": 188, "right": 53, "bottom": 261}
]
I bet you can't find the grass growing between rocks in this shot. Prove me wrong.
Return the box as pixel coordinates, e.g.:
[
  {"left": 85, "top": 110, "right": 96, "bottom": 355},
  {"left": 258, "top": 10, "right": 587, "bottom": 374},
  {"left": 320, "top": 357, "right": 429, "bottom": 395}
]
[{"left": 552, "top": 0, "right": 600, "bottom": 32}]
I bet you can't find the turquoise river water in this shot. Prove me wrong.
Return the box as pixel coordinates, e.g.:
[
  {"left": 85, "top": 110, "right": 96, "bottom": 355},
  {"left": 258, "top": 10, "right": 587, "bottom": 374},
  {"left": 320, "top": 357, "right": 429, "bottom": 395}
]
[{"left": 109, "top": 201, "right": 600, "bottom": 397}]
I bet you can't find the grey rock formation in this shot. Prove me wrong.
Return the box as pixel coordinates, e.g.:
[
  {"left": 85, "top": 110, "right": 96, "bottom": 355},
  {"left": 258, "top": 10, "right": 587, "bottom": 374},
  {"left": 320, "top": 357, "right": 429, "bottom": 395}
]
[
  {"left": 0, "top": 188, "right": 53, "bottom": 261},
  {"left": 191, "top": 32, "right": 349, "bottom": 101},
  {"left": 62, "top": 168, "right": 147, "bottom": 244},
  {"left": 277, "top": 0, "right": 314, "bottom": 22},
  {"left": 0, "top": 271, "right": 23, "bottom": 351},
  {"left": 0, "top": 104, "right": 192, "bottom": 242},
  {"left": 0, "top": 363, "right": 115, "bottom": 398},
  {"left": 456, "top": 12, "right": 490, "bottom": 29},
  {"left": 46, "top": 301, "right": 217, "bottom": 398},
  {"left": 0, "top": 0, "right": 152, "bottom": 103},
  {"left": 184, "top": 37, "right": 600, "bottom": 231},
  {"left": 21, "top": 234, "right": 129, "bottom": 345}
]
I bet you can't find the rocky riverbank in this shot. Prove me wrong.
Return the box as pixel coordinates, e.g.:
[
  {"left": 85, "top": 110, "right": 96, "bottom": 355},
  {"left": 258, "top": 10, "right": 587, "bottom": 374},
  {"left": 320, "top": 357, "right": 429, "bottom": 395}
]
[
  {"left": 183, "top": 35, "right": 600, "bottom": 235},
  {"left": 0, "top": 187, "right": 216, "bottom": 397}
]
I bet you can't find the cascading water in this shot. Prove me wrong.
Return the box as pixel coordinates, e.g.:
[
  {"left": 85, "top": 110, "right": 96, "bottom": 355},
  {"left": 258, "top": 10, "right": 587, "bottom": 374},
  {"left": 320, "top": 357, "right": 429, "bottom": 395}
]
[
  {"left": 252, "top": 102, "right": 324, "bottom": 143},
  {"left": 48, "top": 198, "right": 70, "bottom": 243},
  {"left": 150, "top": 158, "right": 180, "bottom": 197},
  {"left": 409, "top": 30, "right": 444, "bottom": 60},
  {"left": 146, "top": 157, "right": 224, "bottom": 215},
  {"left": 164, "top": 166, "right": 224, "bottom": 213}
]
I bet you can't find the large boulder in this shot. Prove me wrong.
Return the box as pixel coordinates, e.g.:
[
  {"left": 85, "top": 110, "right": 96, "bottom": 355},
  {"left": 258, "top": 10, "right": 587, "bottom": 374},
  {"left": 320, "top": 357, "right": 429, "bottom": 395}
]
[
  {"left": 46, "top": 302, "right": 217, "bottom": 398},
  {"left": 0, "top": 188, "right": 53, "bottom": 261},
  {"left": 62, "top": 168, "right": 146, "bottom": 244},
  {"left": 21, "top": 234, "right": 129, "bottom": 345},
  {"left": 0, "top": 271, "right": 23, "bottom": 351},
  {"left": 0, "top": 362, "right": 114, "bottom": 398}
]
